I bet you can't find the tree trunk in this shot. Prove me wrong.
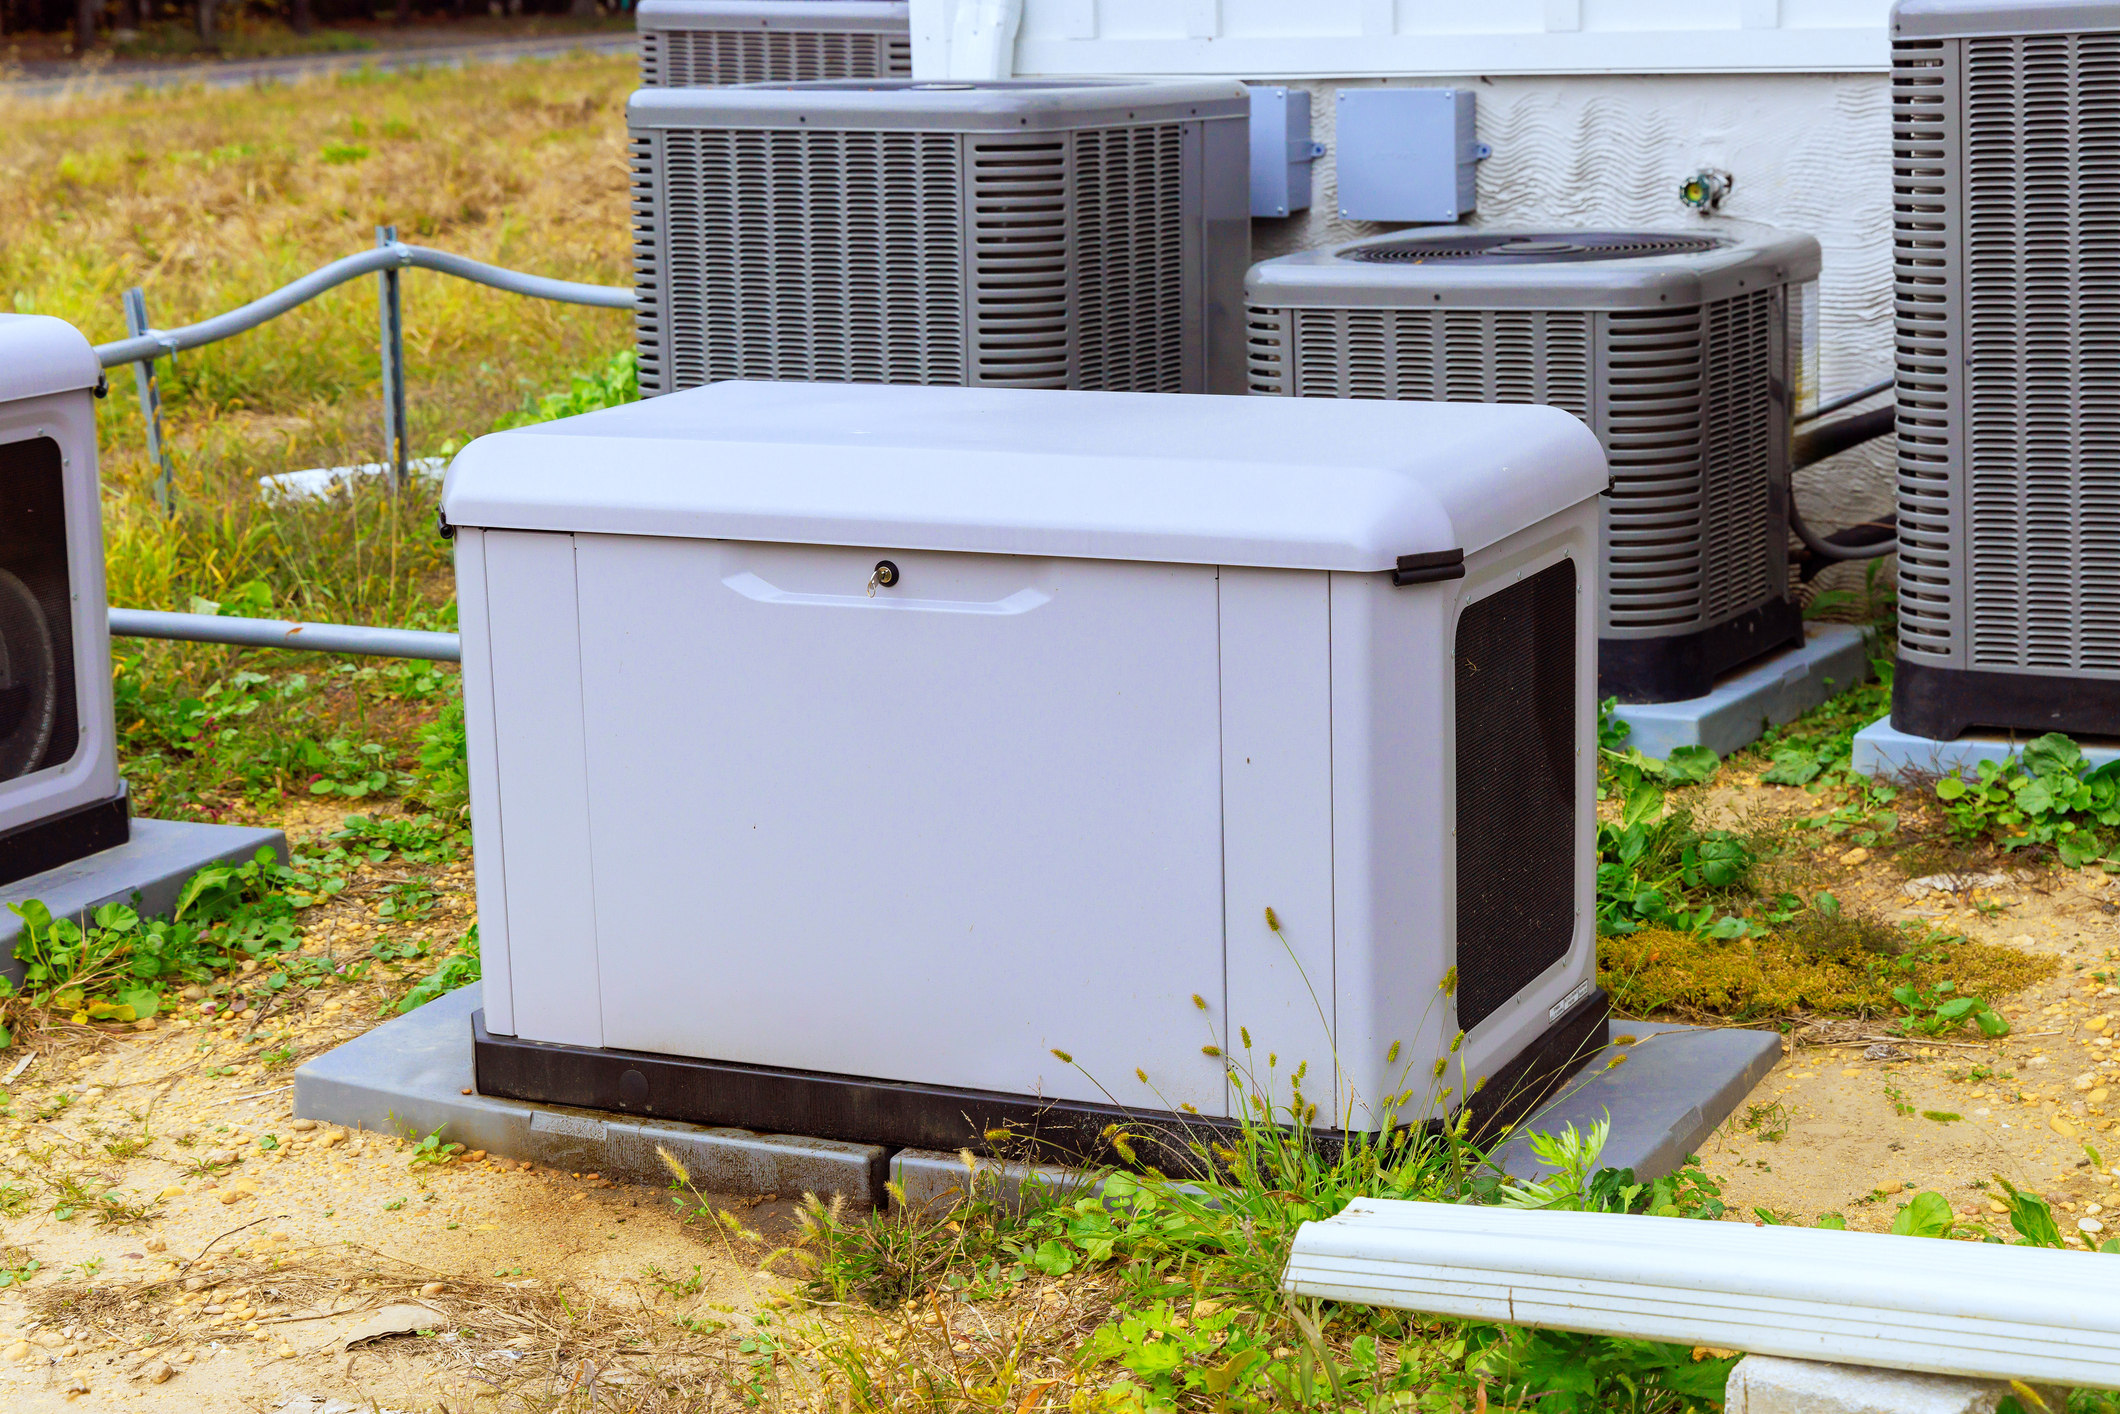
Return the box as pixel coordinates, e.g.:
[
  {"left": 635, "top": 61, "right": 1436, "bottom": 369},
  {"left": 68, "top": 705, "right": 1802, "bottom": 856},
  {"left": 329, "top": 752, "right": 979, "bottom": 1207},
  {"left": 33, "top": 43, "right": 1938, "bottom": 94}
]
[
  {"left": 570, "top": 0, "right": 597, "bottom": 16},
  {"left": 195, "top": 0, "right": 215, "bottom": 45},
  {"left": 394, "top": 0, "right": 410, "bottom": 26},
  {"left": 290, "top": 0, "right": 312, "bottom": 34},
  {"left": 118, "top": 0, "right": 139, "bottom": 33},
  {"left": 75, "top": 0, "right": 97, "bottom": 51}
]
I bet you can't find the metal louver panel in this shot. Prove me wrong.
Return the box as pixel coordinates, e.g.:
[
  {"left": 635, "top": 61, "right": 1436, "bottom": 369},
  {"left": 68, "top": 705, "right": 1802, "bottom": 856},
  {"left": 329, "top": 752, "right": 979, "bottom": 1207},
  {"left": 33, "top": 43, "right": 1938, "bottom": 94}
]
[
  {"left": 631, "top": 134, "right": 667, "bottom": 396},
  {"left": 647, "top": 128, "right": 966, "bottom": 391},
  {"left": 967, "top": 137, "right": 1070, "bottom": 387},
  {"left": 1072, "top": 125, "right": 1188, "bottom": 392},
  {"left": 1598, "top": 307, "right": 1707, "bottom": 632},
  {"left": 1244, "top": 305, "right": 1291, "bottom": 395},
  {"left": 1701, "top": 290, "right": 1779, "bottom": 625},
  {"left": 1286, "top": 310, "right": 1592, "bottom": 416},
  {"left": 641, "top": 28, "right": 913, "bottom": 87},
  {"left": 1892, "top": 36, "right": 1964, "bottom": 666},
  {"left": 1961, "top": 31, "right": 2120, "bottom": 673}
]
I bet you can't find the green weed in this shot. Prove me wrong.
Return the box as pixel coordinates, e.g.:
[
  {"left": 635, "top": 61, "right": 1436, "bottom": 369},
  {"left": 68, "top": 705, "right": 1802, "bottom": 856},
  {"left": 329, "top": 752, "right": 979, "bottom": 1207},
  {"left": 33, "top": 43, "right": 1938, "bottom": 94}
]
[
  {"left": 1891, "top": 980, "right": 2010, "bottom": 1039},
  {"left": 1934, "top": 734, "right": 2120, "bottom": 868}
]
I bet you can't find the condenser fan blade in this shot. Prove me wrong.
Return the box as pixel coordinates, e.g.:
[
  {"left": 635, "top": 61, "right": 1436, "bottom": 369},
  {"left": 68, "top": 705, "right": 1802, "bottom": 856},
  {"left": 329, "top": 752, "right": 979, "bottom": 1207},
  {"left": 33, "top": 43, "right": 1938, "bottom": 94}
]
[{"left": 0, "top": 568, "right": 59, "bottom": 782}]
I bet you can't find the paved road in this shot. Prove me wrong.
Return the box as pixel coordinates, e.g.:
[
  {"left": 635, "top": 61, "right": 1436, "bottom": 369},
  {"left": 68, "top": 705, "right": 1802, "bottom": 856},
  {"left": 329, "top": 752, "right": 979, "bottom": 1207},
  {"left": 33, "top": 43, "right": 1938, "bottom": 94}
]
[{"left": 3, "top": 30, "right": 633, "bottom": 100}]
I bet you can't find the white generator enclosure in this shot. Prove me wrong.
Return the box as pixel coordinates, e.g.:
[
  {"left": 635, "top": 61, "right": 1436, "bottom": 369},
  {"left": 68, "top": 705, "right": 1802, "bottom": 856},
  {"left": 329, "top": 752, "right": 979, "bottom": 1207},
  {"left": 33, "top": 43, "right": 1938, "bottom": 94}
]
[
  {"left": 0, "top": 315, "right": 125, "bottom": 887},
  {"left": 446, "top": 382, "right": 1608, "bottom": 1159},
  {"left": 1890, "top": 0, "right": 2120, "bottom": 740},
  {"left": 628, "top": 79, "right": 1251, "bottom": 400},
  {"left": 637, "top": 0, "right": 911, "bottom": 88}
]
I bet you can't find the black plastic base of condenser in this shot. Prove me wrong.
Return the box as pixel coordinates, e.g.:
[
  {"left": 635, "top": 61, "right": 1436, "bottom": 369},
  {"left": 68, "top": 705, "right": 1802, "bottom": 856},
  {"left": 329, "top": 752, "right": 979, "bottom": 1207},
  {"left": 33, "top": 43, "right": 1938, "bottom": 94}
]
[
  {"left": 1599, "top": 597, "right": 1807, "bottom": 705},
  {"left": 1892, "top": 660, "right": 2120, "bottom": 742},
  {"left": 472, "top": 988, "right": 1612, "bottom": 1174},
  {"left": 0, "top": 789, "right": 130, "bottom": 890}
]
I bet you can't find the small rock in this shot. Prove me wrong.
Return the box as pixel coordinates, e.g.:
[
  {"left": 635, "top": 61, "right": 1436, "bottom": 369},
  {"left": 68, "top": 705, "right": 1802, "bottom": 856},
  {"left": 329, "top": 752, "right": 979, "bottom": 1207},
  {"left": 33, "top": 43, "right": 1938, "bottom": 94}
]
[
  {"left": 2081, "top": 1217, "right": 2106, "bottom": 1234},
  {"left": 1862, "top": 1043, "right": 1904, "bottom": 1061},
  {"left": 158, "top": 1185, "right": 185, "bottom": 1199},
  {"left": 145, "top": 1361, "right": 174, "bottom": 1384},
  {"left": 318, "top": 1131, "right": 345, "bottom": 1148},
  {"left": 61, "top": 1374, "right": 87, "bottom": 1397},
  {"left": 2031, "top": 1055, "right": 2053, "bottom": 1067},
  {"left": 290, "top": 1119, "right": 316, "bottom": 1132},
  {"left": 419, "top": 1282, "right": 445, "bottom": 1297},
  {"left": 218, "top": 1189, "right": 248, "bottom": 1206},
  {"left": 1877, "top": 1180, "right": 1905, "bottom": 1196},
  {"left": 144, "top": 1238, "right": 166, "bottom": 1253},
  {"left": 182, "top": 1277, "right": 208, "bottom": 1292},
  {"left": 4, "top": 1341, "right": 29, "bottom": 1363},
  {"left": 1839, "top": 846, "right": 1870, "bottom": 866}
]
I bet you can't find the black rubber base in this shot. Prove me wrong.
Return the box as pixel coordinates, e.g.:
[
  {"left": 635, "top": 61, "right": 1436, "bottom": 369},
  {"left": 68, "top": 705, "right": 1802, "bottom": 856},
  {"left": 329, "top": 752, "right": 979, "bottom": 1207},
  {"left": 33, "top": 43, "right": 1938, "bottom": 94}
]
[
  {"left": 1892, "top": 659, "right": 2120, "bottom": 742},
  {"left": 1600, "top": 598, "right": 1805, "bottom": 705},
  {"left": 0, "top": 789, "right": 129, "bottom": 890},
  {"left": 473, "top": 987, "right": 1613, "bottom": 1174}
]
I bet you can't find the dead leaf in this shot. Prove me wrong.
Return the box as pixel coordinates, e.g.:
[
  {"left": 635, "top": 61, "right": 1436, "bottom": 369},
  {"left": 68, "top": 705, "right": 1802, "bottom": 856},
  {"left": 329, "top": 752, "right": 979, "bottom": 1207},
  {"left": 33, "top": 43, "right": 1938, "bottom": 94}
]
[{"left": 339, "top": 1304, "right": 448, "bottom": 1351}]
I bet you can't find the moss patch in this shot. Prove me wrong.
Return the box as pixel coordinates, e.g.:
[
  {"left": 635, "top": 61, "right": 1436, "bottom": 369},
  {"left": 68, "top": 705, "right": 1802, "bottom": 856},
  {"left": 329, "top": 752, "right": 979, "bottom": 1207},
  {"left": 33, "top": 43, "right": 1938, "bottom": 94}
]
[{"left": 1599, "top": 923, "right": 2054, "bottom": 1024}]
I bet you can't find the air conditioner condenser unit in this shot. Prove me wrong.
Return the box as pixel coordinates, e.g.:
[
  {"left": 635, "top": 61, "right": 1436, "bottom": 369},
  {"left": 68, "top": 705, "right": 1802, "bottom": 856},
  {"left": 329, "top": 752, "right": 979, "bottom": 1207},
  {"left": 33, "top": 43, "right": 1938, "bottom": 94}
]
[
  {"left": 1245, "top": 227, "right": 1822, "bottom": 705},
  {"left": 637, "top": 0, "right": 911, "bottom": 88},
  {"left": 629, "top": 79, "right": 1252, "bottom": 398},
  {"left": 0, "top": 316, "right": 126, "bottom": 886},
  {"left": 445, "top": 380, "right": 1610, "bottom": 1162},
  {"left": 1889, "top": 0, "right": 2120, "bottom": 739}
]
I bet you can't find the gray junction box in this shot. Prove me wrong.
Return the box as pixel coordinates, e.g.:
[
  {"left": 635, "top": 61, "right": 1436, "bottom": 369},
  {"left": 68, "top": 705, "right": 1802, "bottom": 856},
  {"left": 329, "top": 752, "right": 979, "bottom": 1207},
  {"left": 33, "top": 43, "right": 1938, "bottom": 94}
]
[
  {"left": 1246, "top": 85, "right": 1322, "bottom": 218},
  {"left": 1333, "top": 88, "right": 1485, "bottom": 224},
  {"left": 636, "top": 1, "right": 912, "bottom": 88},
  {"left": 443, "top": 381, "right": 1613, "bottom": 1163},
  {"left": 628, "top": 79, "right": 1253, "bottom": 398}
]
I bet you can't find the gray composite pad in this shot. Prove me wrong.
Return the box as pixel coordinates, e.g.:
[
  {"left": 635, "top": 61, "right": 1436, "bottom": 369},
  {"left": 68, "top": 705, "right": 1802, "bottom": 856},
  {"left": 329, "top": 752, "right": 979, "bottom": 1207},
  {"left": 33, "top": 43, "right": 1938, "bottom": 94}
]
[
  {"left": 0, "top": 817, "right": 285, "bottom": 985},
  {"left": 293, "top": 983, "right": 886, "bottom": 1202}
]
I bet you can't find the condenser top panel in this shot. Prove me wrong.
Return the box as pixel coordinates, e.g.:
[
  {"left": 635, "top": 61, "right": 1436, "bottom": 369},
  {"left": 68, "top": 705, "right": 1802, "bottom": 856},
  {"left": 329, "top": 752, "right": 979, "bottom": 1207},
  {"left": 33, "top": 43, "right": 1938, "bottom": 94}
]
[
  {"left": 1247, "top": 225, "right": 1821, "bottom": 311},
  {"left": 441, "top": 381, "right": 1605, "bottom": 571},
  {"left": 637, "top": 0, "right": 909, "bottom": 32},
  {"left": 0, "top": 315, "right": 102, "bottom": 405},
  {"left": 626, "top": 77, "right": 1251, "bottom": 132},
  {"left": 1893, "top": 0, "right": 2120, "bottom": 39}
]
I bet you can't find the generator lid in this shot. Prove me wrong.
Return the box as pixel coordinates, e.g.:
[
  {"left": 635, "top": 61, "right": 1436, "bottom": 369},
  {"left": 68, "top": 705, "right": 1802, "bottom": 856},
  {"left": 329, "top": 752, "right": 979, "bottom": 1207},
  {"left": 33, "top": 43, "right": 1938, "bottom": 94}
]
[
  {"left": 442, "top": 381, "right": 1606, "bottom": 572},
  {"left": 0, "top": 315, "right": 102, "bottom": 405},
  {"left": 636, "top": 0, "right": 909, "bottom": 33},
  {"left": 628, "top": 77, "right": 1250, "bottom": 133},
  {"left": 1894, "top": 0, "right": 2120, "bottom": 38},
  {"left": 1246, "top": 224, "right": 1820, "bottom": 311}
]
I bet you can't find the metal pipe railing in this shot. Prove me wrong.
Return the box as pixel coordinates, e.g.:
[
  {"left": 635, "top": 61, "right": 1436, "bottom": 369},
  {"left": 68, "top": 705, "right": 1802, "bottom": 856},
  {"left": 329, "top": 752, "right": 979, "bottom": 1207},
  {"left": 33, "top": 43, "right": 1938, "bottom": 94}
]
[
  {"left": 108, "top": 608, "right": 460, "bottom": 663},
  {"left": 92, "top": 237, "right": 631, "bottom": 496}
]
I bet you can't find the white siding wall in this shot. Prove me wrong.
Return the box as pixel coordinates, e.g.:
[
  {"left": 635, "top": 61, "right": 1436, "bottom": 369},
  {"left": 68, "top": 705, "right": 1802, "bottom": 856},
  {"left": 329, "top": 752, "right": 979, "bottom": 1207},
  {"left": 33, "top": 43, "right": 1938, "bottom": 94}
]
[{"left": 915, "top": 0, "right": 1900, "bottom": 550}]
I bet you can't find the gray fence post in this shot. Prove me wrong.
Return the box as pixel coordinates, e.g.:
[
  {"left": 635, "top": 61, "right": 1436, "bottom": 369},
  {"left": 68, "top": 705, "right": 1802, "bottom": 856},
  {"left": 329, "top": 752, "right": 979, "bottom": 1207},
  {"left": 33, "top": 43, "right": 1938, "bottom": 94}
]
[
  {"left": 121, "top": 287, "right": 177, "bottom": 515},
  {"left": 376, "top": 225, "right": 408, "bottom": 492}
]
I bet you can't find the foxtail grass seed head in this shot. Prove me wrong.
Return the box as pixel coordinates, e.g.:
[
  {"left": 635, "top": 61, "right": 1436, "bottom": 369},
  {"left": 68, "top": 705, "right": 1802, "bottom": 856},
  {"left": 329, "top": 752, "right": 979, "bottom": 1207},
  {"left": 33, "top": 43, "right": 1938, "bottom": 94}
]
[
  {"left": 1293, "top": 1060, "right": 1308, "bottom": 1083},
  {"left": 1050, "top": 1048, "right": 1073, "bottom": 1064},
  {"left": 1240, "top": 1026, "right": 1252, "bottom": 1051},
  {"left": 654, "top": 1146, "right": 691, "bottom": 1187},
  {"left": 983, "top": 1128, "right": 1011, "bottom": 1143},
  {"left": 1449, "top": 1029, "right": 1465, "bottom": 1054},
  {"left": 1202, "top": 1045, "right": 1222, "bottom": 1057},
  {"left": 1440, "top": 966, "right": 1458, "bottom": 997},
  {"left": 1386, "top": 1040, "right": 1401, "bottom": 1064},
  {"left": 1113, "top": 1134, "right": 1138, "bottom": 1164},
  {"left": 1473, "top": 1075, "right": 1487, "bottom": 1093},
  {"left": 1192, "top": 994, "right": 1208, "bottom": 1012},
  {"left": 1135, "top": 1068, "right": 1148, "bottom": 1084},
  {"left": 1181, "top": 1103, "right": 1198, "bottom": 1114},
  {"left": 1264, "top": 906, "right": 1281, "bottom": 931},
  {"left": 1432, "top": 1057, "right": 1448, "bottom": 1080}
]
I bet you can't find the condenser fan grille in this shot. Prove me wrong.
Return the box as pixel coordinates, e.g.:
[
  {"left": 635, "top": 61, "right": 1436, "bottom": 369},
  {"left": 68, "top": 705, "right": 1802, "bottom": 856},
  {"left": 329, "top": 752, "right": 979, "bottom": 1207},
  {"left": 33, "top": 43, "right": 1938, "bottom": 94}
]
[{"left": 1345, "top": 232, "right": 1728, "bottom": 265}]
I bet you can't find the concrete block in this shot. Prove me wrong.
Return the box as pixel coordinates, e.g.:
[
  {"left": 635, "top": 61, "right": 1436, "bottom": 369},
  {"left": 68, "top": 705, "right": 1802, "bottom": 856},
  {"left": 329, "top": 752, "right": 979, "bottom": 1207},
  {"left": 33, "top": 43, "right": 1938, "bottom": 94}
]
[
  {"left": 1490, "top": 1021, "right": 1781, "bottom": 1181},
  {"left": 1725, "top": 1354, "right": 2062, "bottom": 1414},
  {"left": 294, "top": 982, "right": 886, "bottom": 1204},
  {"left": 0, "top": 817, "right": 286, "bottom": 985},
  {"left": 1611, "top": 624, "right": 1874, "bottom": 760},
  {"left": 1852, "top": 714, "right": 2120, "bottom": 783},
  {"left": 890, "top": 1148, "right": 1092, "bottom": 1215}
]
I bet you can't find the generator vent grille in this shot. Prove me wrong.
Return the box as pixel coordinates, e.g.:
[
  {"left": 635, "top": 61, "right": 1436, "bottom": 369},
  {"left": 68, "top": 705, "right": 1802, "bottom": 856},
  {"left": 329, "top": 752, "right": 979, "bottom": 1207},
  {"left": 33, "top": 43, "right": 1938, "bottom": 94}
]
[
  {"left": 1455, "top": 558, "right": 1577, "bottom": 1033},
  {"left": 0, "top": 437, "right": 79, "bottom": 784},
  {"left": 640, "top": 27, "right": 912, "bottom": 87},
  {"left": 1961, "top": 32, "right": 2120, "bottom": 672},
  {"left": 637, "top": 127, "right": 967, "bottom": 393}
]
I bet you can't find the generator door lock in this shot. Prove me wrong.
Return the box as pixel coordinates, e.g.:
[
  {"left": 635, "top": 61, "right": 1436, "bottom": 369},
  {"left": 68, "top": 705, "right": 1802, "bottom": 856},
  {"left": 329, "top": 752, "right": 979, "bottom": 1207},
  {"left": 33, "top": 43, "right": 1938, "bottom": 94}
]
[{"left": 866, "top": 560, "right": 900, "bottom": 597}]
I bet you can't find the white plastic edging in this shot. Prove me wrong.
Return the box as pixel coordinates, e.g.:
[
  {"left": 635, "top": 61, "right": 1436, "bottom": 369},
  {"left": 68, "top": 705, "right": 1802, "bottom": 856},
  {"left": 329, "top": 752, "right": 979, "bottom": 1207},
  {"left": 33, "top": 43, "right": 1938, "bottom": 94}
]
[{"left": 1280, "top": 1199, "right": 2120, "bottom": 1391}]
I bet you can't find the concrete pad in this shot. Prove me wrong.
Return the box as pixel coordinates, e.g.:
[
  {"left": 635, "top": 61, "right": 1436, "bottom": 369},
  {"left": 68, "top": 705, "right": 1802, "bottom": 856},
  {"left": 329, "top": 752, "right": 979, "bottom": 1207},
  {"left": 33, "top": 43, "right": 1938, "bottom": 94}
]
[
  {"left": 1725, "top": 1354, "right": 2062, "bottom": 1414},
  {"left": 890, "top": 1148, "right": 1092, "bottom": 1215},
  {"left": 294, "top": 982, "right": 886, "bottom": 1203},
  {"left": 0, "top": 816, "right": 285, "bottom": 984},
  {"left": 1851, "top": 714, "right": 2120, "bottom": 783},
  {"left": 1611, "top": 624, "right": 1875, "bottom": 760},
  {"left": 1491, "top": 1021, "right": 1782, "bottom": 1181}
]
